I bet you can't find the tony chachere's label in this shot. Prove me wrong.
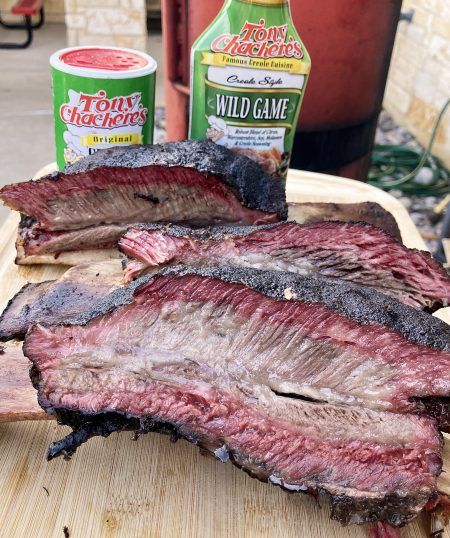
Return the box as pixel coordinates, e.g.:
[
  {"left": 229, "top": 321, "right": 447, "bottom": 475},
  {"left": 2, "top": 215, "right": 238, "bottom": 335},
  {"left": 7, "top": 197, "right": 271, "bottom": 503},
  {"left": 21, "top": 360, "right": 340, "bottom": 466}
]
[
  {"left": 190, "top": 13, "right": 310, "bottom": 179},
  {"left": 59, "top": 90, "right": 148, "bottom": 164}
]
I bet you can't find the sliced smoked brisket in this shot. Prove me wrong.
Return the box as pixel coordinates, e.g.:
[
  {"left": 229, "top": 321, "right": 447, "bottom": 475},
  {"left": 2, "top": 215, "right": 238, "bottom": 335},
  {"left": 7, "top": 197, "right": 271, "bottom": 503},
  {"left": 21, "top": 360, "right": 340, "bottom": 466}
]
[
  {"left": 15, "top": 220, "right": 127, "bottom": 264},
  {"left": 0, "top": 261, "right": 122, "bottom": 341},
  {"left": 0, "top": 141, "right": 287, "bottom": 232},
  {"left": 119, "top": 222, "right": 450, "bottom": 312},
  {"left": 25, "top": 266, "right": 450, "bottom": 526},
  {"left": 17, "top": 221, "right": 127, "bottom": 257}
]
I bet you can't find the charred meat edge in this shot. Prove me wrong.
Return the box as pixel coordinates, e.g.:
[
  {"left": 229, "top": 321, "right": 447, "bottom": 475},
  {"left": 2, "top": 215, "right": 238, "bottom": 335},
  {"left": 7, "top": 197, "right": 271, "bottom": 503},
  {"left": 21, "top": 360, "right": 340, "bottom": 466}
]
[
  {"left": 31, "top": 265, "right": 450, "bottom": 351},
  {"left": 34, "top": 408, "right": 440, "bottom": 528},
  {"left": 0, "top": 281, "right": 53, "bottom": 341},
  {"left": 0, "top": 261, "right": 123, "bottom": 341},
  {"left": 1, "top": 141, "right": 287, "bottom": 221}
]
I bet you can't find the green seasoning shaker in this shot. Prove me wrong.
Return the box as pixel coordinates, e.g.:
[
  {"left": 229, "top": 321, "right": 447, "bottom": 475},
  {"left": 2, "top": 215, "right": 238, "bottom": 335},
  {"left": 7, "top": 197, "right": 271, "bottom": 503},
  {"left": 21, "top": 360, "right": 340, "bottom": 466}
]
[
  {"left": 189, "top": 0, "right": 311, "bottom": 181},
  {"left": 50, "top": 46, "right": 157, "bottom": 169}
]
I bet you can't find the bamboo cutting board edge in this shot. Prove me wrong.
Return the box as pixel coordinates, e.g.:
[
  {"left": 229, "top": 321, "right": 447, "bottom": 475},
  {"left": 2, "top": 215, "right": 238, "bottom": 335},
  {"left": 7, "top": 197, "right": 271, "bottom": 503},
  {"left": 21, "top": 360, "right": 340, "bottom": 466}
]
[{"left": 0, "top": 170, "right": 448, "bottom": 538}]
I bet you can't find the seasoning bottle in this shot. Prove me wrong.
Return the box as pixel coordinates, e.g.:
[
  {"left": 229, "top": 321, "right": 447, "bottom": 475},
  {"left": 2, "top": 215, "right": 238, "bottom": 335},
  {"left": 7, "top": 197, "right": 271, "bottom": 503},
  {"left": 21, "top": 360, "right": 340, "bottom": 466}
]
[
  {"left": 189, "top": 0, "right": 311, "bottom": 180},
  {"left": 50, "top": 46, "right": 157, "bottom": 169}
]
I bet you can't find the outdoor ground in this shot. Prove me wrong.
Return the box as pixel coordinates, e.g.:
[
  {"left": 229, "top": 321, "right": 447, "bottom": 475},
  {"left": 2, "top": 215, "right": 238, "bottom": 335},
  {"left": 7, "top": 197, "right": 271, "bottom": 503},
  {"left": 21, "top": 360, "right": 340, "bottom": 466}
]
[{"left": 0, "top": 23, "right": 165, "bottom": 225}]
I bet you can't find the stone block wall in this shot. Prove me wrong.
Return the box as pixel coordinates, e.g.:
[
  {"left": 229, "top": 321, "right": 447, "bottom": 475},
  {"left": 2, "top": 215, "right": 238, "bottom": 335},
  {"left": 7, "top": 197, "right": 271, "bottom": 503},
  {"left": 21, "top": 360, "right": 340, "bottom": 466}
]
[
  {"left": 384, "top": 0, "right": 450, "bottom": 167},
  {"left": 64, "top": 0, "right": 147, "bottom": 52},
  {"left": 1, "top": 0, "right": 65, "bottom": 22},
  {"left": 45, "top": 0, "right": 66, "bottom": 22}
]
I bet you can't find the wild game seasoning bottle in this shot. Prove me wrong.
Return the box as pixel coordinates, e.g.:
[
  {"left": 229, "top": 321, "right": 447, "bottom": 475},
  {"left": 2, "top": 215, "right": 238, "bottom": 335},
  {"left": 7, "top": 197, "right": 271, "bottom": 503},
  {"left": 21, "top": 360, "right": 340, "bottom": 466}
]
[{"left": 189, "top": 0, "right": 311, "bottom": 181}]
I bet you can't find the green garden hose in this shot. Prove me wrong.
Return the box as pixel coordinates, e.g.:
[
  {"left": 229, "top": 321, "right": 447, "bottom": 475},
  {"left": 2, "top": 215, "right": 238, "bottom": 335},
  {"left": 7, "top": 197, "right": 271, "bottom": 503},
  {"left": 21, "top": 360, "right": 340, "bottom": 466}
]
[{"left": 368, "top": 98, "right": 450, "bottom": 196}]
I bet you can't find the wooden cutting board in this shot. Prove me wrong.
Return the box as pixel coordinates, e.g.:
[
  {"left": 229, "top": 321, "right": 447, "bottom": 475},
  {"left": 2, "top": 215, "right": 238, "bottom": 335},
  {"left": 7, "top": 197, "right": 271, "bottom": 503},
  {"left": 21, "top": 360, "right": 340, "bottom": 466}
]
[{"left": 0, "top": 170, "right": 448, "bottom": 538}]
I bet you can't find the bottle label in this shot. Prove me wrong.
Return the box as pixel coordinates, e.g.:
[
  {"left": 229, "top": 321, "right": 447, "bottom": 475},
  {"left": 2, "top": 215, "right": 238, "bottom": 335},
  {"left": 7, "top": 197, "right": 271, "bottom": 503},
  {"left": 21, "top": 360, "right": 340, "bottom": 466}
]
[
  {"left": 191, "top": 18, "right": 310, "bottom": 178},
  {"left": 206, "top": 19, "right": 306, "bottom": 72},
  {"left": 58, "top": 90, "right": 148, "bottom": 165},
  {"left": 51, "top": 61, "right": 156, "bottom": 170}
]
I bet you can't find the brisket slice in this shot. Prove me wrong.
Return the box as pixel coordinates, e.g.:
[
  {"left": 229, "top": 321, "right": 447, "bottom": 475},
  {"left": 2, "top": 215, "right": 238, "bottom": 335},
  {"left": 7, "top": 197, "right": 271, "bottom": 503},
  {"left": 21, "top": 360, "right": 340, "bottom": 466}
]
[
  {"left": 15, "top": 219, "right": 127, "bottom": 264},
  {"left": 0, "top": 261, "right": 122, "bottom": 341},
  {"left": 17, "top": 220, "right": 127, "bottom": 257},
  {"left": 0, "top": 141, "right": 287, "bottom": 232},
  {"left": 12, "top": 201, "right": 399, "bottom": 260},
  {"left": 14, "top": 248, "right": 120, "bottom": 267},
  {"left": 38, "top": 403, "right": 441, "bottom": 527},
  {"left": 25, "top": 268, "right": 449, "bottom": 525},
  {"left": 26, "top": 266, "right": 450, "bottom": 426},
  {"left": 288, "top": 202, "right": 402, "bottom": 242},
  {"left": 119, "top": 222, "right": 450, "bottom": 312}
]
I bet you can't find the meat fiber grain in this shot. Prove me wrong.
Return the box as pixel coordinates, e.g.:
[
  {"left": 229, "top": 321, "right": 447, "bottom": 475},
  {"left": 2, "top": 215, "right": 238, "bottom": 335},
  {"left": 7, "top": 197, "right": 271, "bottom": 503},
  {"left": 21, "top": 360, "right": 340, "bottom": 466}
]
[{"left": 26, "top": 266, "right": 450, "bottom": 429}]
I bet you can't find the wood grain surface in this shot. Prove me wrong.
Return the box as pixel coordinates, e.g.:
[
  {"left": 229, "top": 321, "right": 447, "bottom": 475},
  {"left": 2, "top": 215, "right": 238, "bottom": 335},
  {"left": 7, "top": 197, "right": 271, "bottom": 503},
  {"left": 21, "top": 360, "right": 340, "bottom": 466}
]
[
  {"left": 0, "top": 341, "right": 48, "bottom": 422},
  {"left": 0, "top": 169, "right": 448, "bottom": 537}
]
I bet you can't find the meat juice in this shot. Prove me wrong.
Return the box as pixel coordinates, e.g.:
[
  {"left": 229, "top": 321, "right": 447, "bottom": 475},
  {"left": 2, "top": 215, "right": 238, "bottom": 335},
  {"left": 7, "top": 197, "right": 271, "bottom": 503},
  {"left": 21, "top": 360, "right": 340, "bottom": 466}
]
[
  {"left": 50, "top": 46, "right": 157, "bottom": 169},
  {"left": 189, "top": 0, "right": 311, "bottom": 180}
]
